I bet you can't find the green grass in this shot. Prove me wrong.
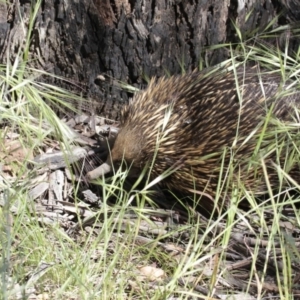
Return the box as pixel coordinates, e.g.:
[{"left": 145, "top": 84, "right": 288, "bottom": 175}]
[{"left": 1, "top": 2, "right": 300, "bottom": 299}]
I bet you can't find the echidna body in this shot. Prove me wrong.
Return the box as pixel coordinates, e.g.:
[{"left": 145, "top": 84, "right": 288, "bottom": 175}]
[{"left": 88, "top": 67, "right": 300, "bottom": 200}]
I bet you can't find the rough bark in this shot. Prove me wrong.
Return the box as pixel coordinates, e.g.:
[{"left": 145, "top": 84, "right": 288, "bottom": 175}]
[{"left": 0, "top": 0, "right": 299, "bottom": 119}]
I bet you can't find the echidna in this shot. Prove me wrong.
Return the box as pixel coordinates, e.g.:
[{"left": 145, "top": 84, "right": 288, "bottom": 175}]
[{"left": 87, "top": 66, "right": 300, "bottom": 203}]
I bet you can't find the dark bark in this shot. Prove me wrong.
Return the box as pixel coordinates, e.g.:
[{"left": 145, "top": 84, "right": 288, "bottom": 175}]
[{"left": 0, "top": 0, "right": 299, "bottom": 119}]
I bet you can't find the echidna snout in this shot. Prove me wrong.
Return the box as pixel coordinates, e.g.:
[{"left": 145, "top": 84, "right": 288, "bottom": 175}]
[
  {"left": 87, "top": 127, "right": 143, "bottom": 180},
  {"left": 86, "top": 160, "right": 112, "bottom": 180}
]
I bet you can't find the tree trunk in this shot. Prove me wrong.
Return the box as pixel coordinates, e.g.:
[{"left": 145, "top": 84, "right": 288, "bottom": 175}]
[{"left": 0, "top": 0, "right": 298, "bottom": 119}]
